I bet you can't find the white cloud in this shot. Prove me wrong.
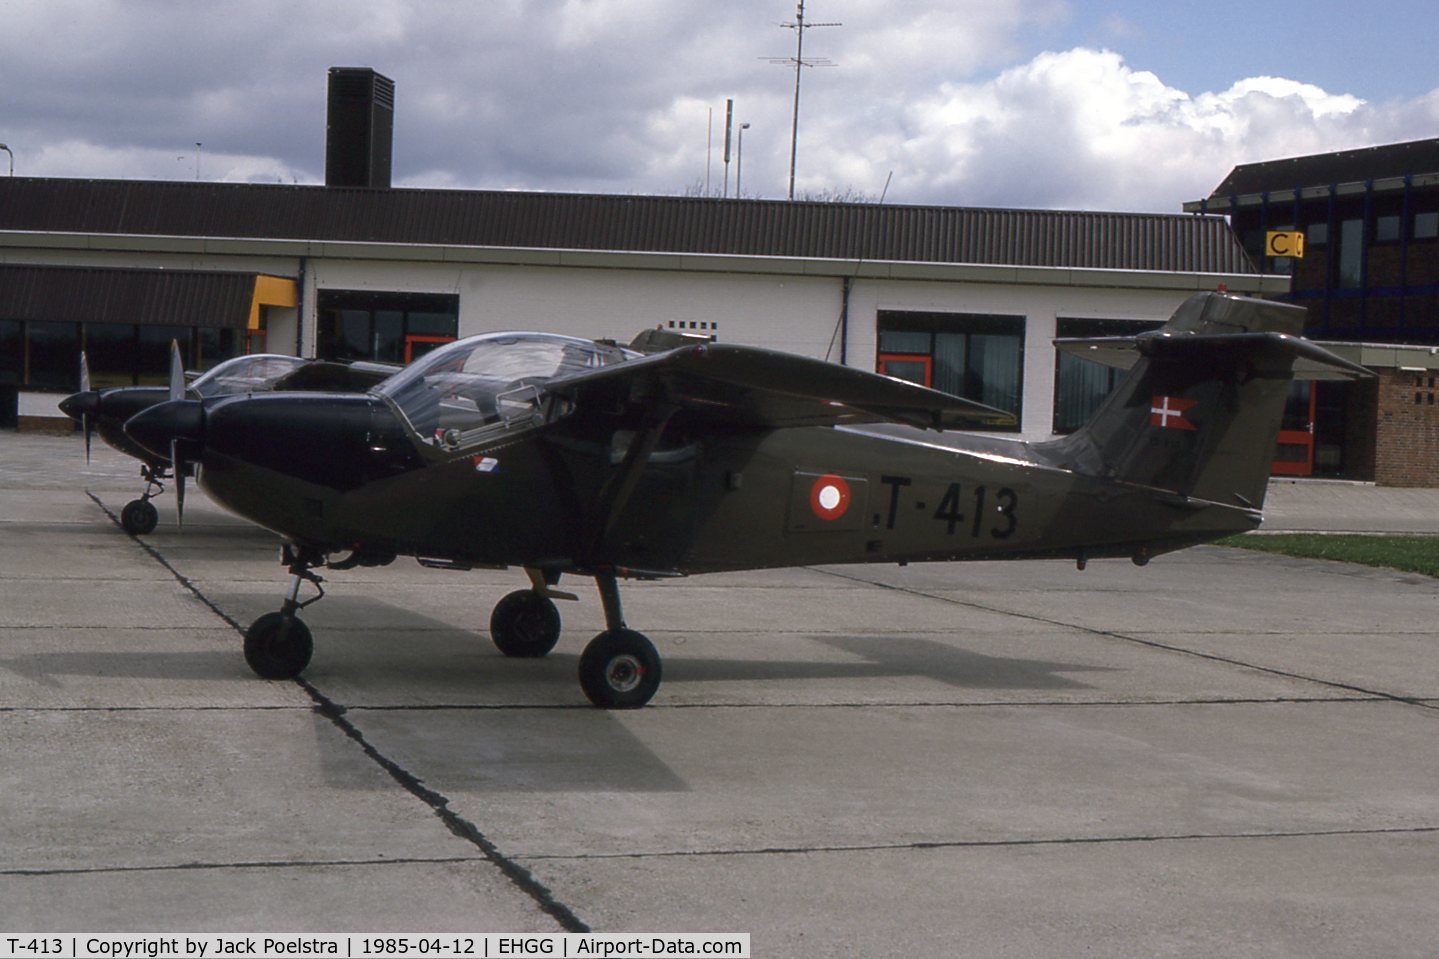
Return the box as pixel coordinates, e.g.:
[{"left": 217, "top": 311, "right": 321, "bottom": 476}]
[
  {"left": 837, "top": 48, "right": 1407, "bottom": 210},
  {"left": 15, "top": 138, "right": 305, "bottom": 183},
  {"left": 2, "top": 1, "right": 1437, "bottom": 212}
]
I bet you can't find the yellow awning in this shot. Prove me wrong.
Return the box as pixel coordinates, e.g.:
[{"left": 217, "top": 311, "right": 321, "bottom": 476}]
[{"left": 248, "top": 275, "right": 298, "bottom": 331}]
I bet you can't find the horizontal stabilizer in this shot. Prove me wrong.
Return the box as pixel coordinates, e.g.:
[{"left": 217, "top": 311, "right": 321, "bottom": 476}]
[
  {"left": 547, "top": 341, "right": 1016, "bottom": 430},
  {"left": 1056, "top": 330, "right": 1373, "bottom": 381}
]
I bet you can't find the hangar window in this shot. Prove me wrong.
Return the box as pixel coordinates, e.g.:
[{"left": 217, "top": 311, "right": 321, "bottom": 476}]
[
  {"left": 876, "top": 311, "right": 1024, "bottom": 430},
  {"left": 1375, "top": 214, "right": 1402, "bottom": 244},
  {"left": 1337, "top": 217, "right": 1365, "bottom": 289},
  {"left": 0, "top": 321, "right": 20, "bottom": 381},
  {"left": 25, "top": 321, "right": 81, "bottom": 391},
  {"left": 317, "top": 290, "right": 459, "bottom": 364},
  {"left": 1052, "top": 317, "right": 1163, "bottom": 434}
]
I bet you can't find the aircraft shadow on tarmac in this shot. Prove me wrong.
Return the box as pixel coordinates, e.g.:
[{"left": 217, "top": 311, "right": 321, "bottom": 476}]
[
  {"left": 0, "top": 603, "right": 1109, "bottom": 796},
  {"left": 676, "top": 634, "right": 1110, "bottom": 691},
  {"left": 0, "top": 649, "right": 243, "bottom": 688},
  {"left": 2, "top": 593, "right": 1109, "bottom": 697}
]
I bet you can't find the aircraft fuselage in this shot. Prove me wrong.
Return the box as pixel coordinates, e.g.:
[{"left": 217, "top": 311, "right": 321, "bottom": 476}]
[{"left": 192, "top": 391, "right": 1258, "bottom": 578}]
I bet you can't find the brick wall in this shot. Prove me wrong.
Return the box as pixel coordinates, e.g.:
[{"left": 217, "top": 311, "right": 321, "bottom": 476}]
[
  {"left": 1375, "top": 369, "right": 1439, "bottom": 486},
  {"left": 1342, "top": 377, "right": 1378, "bottom": 482}
]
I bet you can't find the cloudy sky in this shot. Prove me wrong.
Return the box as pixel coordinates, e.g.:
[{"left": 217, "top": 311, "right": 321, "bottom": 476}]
[{"left": 3, "top": 0, "right": 1437, "bottom": 212}]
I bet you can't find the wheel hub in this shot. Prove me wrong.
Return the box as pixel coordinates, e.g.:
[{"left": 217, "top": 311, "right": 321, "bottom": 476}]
[{"left": 606, "top": 654, "right": 644, "bottom": 693}]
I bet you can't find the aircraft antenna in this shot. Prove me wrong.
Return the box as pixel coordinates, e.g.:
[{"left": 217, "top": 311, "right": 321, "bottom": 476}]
[{"left": 767, "top": 0, "right": 840, "bottom": 201}]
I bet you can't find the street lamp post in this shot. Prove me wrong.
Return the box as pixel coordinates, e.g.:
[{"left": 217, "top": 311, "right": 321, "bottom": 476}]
[
  {"left": 0, "top": 144, "right": 13, "bottom": 176},
  {"left": 736, "top": 123, "right": 750, "bottom": 198}
]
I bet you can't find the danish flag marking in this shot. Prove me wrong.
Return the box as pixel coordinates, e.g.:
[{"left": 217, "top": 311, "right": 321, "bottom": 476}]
[{"left": 1150, "top": 394, "right": 1198, "bottom": 431}]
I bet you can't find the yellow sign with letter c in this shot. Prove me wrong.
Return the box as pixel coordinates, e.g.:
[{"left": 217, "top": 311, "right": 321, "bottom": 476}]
[{"left": 1266, "top": 231, "right": 1305, "bottom": 259}]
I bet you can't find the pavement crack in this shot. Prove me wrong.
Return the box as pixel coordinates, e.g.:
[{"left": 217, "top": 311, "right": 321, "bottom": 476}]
[
  {"left": 0, "top": 855, "right": 481, "bottom": 879},
  {"left": 95, "top": 490, "right": 592, "bottom": 934},
  {"left": 87, "top": 492, "right": 246, "bottom": 633},
  {"left": 296, "top": 678, "right": 591, "bottom": 932},
  {"left": 517, "top": 824, "right": 1439, "bottom": 863}
]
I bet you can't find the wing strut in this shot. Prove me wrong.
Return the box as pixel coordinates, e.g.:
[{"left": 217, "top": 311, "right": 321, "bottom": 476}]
[{"left": 584, "top": 405, "right": 677, "bottom": 560}]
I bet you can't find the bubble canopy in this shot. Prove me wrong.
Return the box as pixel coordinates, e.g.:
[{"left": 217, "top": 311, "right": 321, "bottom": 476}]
[
  {"left": 191, "top": 354, "right": 308, "bottom": 397},
  {"left": 375, "top": 331, "right": 635, "bottom": 442}
]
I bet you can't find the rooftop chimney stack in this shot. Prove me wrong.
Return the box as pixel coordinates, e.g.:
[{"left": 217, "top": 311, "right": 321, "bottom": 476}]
[{"left": 325, "top": 67, "right": 394, "bottom": 189}]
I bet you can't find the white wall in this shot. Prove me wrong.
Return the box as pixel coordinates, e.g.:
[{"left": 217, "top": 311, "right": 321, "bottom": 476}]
[
  {"left": 308, "top": 258, "right": 1200, "bottom": 440},
  {"left": 309, "top": 260, "right": 844, "bottom": 359}
]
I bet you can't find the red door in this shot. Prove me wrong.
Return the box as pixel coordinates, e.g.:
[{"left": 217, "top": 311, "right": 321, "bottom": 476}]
[{"left": 1271, "top": 381, "right": 1316, "bottom": 477}]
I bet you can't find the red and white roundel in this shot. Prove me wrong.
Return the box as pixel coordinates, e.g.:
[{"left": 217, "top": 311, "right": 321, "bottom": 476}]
[{"left": 809, "top": 474, "right": 852, "bottom": 521}]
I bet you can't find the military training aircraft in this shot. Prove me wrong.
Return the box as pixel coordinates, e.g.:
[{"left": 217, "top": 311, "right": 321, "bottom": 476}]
[
  {"left": 59, "top": 351, "right": 397, "bottom": 533},
  {"left": 123, "top": 291, "right": 1369, "bottom": 708}
]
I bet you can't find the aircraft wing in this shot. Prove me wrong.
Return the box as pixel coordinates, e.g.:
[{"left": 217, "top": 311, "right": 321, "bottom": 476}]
[
  {"left": 1055, "top": 332, "right": 1373, "bottom": 381},
  {"left": 545, "top": 342, "right": 1016, "bottom": 430}
]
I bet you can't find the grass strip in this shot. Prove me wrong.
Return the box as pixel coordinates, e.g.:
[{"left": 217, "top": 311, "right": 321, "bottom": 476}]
[{"left": 1217, "top": 533, "right": 1439, "bottom": 579}]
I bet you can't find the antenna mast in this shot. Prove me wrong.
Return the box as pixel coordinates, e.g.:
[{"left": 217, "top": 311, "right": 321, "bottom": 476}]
[{"left": 772, "top": 0, "right": 840, "bottom": 201}]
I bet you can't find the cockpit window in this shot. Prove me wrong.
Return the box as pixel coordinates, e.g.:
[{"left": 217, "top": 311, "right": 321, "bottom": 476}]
[
  {"left": 375, "top": 332, "right": 634, "bottom": 444},
  {"left": 191, "top": 354, "right": 309, "bottom": 398}
]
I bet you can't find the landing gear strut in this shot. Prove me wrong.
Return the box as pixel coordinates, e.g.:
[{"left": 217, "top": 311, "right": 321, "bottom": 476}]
[
  {"left": 119, "top": 465, "right": 167, "bottom": 535},
  {"left": 577, "top": 571, "right": 661, "bottom": 709},
  {"left": 243, "top": 545, "right": 323, "bottom": 680}
]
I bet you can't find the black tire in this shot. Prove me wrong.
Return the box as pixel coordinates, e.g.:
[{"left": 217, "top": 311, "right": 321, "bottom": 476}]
[
  {"left": 490, "top": 590, "right": 562, "bottom": 658},
  {"left": 243, "top": 612, "right": 314, "bottom": 679},
  {"left": 120, "top": 498, "right": 160, "bottom": 535},
  {"left": 578, "top": 628, "right": 661, "bottom": 709}
]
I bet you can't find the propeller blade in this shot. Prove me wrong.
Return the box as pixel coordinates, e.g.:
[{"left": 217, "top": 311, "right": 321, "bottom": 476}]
[
  {"left": 80, "top": 352, "right": 95, "bottom": 462},
  {"left": 169, "top": 340, "right": 184, "bottom": 401},
  {"left": 170, "top": 439, "right": 186, "bottom": 529},
  {"left": 78, "top": 351, "right": 94, "bottom": 462}
]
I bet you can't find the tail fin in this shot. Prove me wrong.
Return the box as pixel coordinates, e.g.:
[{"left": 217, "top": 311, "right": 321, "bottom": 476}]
[{"left": 1046, "top": 292, "right": 1369, "bottom": 509}]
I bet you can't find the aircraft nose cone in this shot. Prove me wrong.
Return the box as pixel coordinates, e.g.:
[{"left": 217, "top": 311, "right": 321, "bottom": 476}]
[
  {"left": 125, "top": 399, "right": 205, "bottom": 461},
  {"left": 59, "top": 390, "right": 101, "bottom": 423}
]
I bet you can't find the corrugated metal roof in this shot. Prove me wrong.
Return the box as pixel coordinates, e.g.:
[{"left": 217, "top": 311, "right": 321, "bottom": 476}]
[
  {"left": 1203, "top": 137, "right": 1439, "bottom": 199},
  {"left": 0, "top": 177, "right": 1258, "bottom": 275},
  {"left": 0, "top": 264, "right": 255, "bottom": 328}
]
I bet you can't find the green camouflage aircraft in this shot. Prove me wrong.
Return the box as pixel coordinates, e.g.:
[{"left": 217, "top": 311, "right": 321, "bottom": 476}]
[{"left": 125, "top": 291, "right": 1368, "bottom": 708}]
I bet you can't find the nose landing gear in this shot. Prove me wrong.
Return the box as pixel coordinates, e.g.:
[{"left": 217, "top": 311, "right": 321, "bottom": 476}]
[
  {"left": 119, "top": 465, "right": 168, "bottom": 535},
  {"left": 242, "top": 545, "right": 323, "bottom": 680}
]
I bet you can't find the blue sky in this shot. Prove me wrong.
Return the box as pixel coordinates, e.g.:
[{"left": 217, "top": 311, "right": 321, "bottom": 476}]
[
  {"left": 1048, "top": 1, "right": 1435, "bottom": 103},
  {"left": 1, "top": 1, "right": 1435, "bottom": 212}
]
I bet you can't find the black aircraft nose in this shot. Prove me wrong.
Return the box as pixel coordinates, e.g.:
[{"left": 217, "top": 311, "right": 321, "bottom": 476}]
[
  {"left": 125, "top": 399, "right": 205, "bottom": 461},
  {"left": 58, "top": 390, "right": 101, "bottom": 423}
]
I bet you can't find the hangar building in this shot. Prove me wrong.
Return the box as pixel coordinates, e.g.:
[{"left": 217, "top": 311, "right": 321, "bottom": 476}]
[{"left": 0, "top": 67, "right": 1280, "bottom": 453}]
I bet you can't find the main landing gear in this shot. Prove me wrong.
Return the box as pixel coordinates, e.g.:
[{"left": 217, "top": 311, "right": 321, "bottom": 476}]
[
  {"left": 488, "top": 569, "right": 661, "bottom": 707},
  {"left": 242, "top": 551, "right": 663, "bottom": 708},
  {"left": 119, "top": 465, "right": 168, "bottom": 535},
  {"left": 575, "top": 572, "right": 661, "bottom": 709}
]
